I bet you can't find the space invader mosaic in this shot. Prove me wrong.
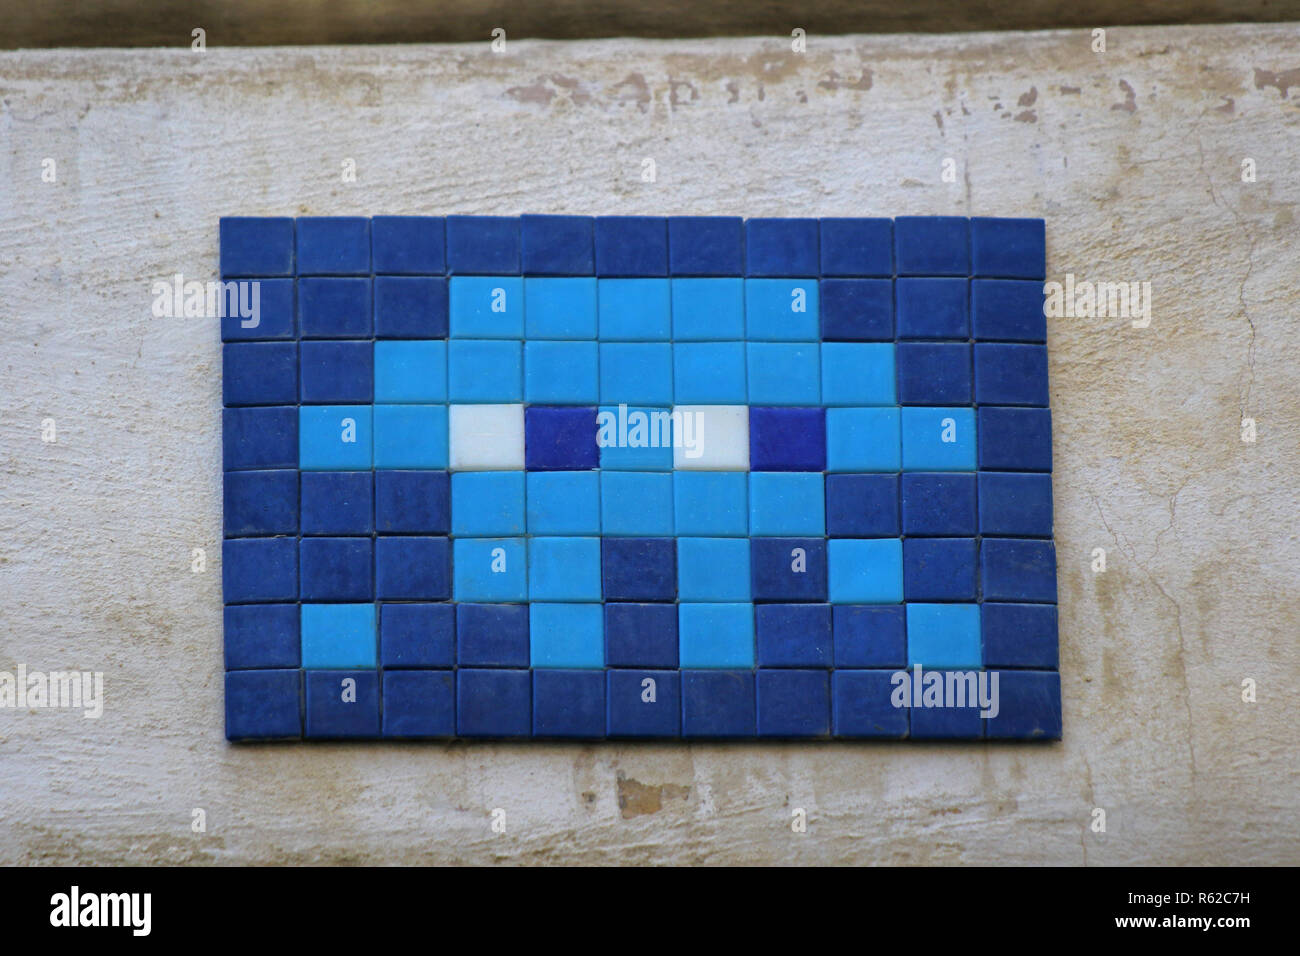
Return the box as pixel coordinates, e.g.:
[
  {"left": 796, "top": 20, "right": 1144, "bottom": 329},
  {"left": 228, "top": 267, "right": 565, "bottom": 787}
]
[{"left": 220, "top": 214, "right": 1061, "bottom": 742}]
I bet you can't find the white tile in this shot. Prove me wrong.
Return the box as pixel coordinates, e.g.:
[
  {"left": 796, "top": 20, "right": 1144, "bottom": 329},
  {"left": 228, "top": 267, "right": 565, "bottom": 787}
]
[
  {"left": 448, "top": 404, "right": 525, "bottom": 471},
  {"left": 672, "top": 404, "right": 749, "bottom": 470}
]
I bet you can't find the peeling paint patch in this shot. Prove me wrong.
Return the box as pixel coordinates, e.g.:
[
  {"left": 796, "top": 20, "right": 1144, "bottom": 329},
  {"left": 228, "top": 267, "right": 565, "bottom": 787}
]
[
  {"left": 1060, "top": 85, "right": 1082, "bottom": 95},
  {"left": 1253, "top": 66, "right": 1300, "bottom": 99},
  {"left": 1018, "top": 86, "right": 1038, "bottom": 107},
  {"left": 1015, "top": 109, "right": 1037, "bottom": 123},
  {"left": 1112, "top": 79, "right": 1138, "bottom": 112},
  {"left": 818, "top": 70, "right": 873, "bottom": 92},
  {"left": 611, "top": 71, "right": 651, "bottom": 112},
  {"left": 616, "top": 773, "right": 690, "bottom": 819},
  {"left": 506, "top": 73, "right": 592, "bottom": 108}
]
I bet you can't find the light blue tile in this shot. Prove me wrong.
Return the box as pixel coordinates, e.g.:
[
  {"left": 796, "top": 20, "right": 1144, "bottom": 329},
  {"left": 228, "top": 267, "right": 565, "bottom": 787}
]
[
  {"left": 599, "top": 342, "right": 673, "bottom": 405},
  {"left": 451, "top": 471, "right": 526, "bottom": 536},
  {"left": 828, "top": 538, "right": 903, "bottom": 603},
  {"left": 525, "top": 277, "right": 598, "bottom": 339},
  {"left": 452, "top": 537, "right": 527, "bottom": 602},
  {"left": 671, "top": 278, "right": 744, "bottom": 340},
  {"left": 907, "top": 603, "right": 982, "bottom": 667},
  {"left": 598, "top": 278, "right": 671, "bottom": 340},
  {"left": 374, "top": 340, "right": 446, "bottom": 403},
  {"left": 601, "top": 471, "right": 674, "bottom": 535},
  {"left": 744, "top": 278, "right": 819, "bottom": 340},
  {"left": 673, "top": 342, "right": 746, "bottom": 404},
  {"left": 373, "top": 404, "right": 447, "bottom": 468},
  {"left": 449, "top": 276, "right": 523, "bottom": 338},
  {"left": 299, "top": 405, "right": 372, "bottom": 470},
  {"left": 749, "top": 472, "right": 824, "bottom": 536},
  {"left": 747, "top": 342, "right": 821, "bottom": 405},
  {"left": 596, "top": 405, "right": 674, "bottom": 471},
  {"left": 448, "top": 339, "right": 522, "bottom": 402},
  {"left": 822, "top": 342, "right": 895, "bottom": 406},
  {"left": 678, "top": 603, "right": 755, "bottom": 668},
  {"left": 528, "top": 537, "right": 602, "bottom": 601},
  {"left": 526, "top": 471, "right": 601, "bottom": 534},
  {"left": 677, "top": 538, "right": 751, "bottom": 601},
  {"left": 301, "top": 603, "right": 376, "bottom": 668},
  {"left": 525, "top": 341, "right": 598, "bottom": 404},
  {"left": 674, "top": 471, "right": 747, "bottom": 536},
  {"left": 901, "top": 406, "right": 977, "bottom": 470},
  {"left": 825, "top": 407, "right": 901, "bottom": 472},
  {"left": 530, "top": 603, "right": 604, "bottom": 668}
]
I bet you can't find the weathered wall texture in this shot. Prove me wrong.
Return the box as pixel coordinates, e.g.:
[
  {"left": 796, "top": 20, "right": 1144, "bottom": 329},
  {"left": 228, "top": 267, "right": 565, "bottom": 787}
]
[{"left": 0, "top": 25, "right": 1296, "bottom": 865}]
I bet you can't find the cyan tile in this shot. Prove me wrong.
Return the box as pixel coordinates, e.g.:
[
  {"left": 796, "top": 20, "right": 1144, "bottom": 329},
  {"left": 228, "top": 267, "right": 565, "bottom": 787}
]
[
  {"left": 528, "top": 536, "right": 603, "bottom": 602},
  {"left": 452, "top": 538, "right": 527, "bottom": 603},
  {"left": 825, "top": 407, "right": 900, "bottom": 473},
  {"left": 597, "top": 405, "right": 674, "bottom": 471},
  {"left": 749, "top": 472, "right": 825, "bottom": 536},
  {"left": 600, "top": 471, "right": 674, "bottom": 536},
  {"left": 677, "top": 537, "right": 751, "bottom": 602},
  {"left": 827, "top": 538, "right": 903, "bottom": 604},
  {"left": 906, "top": 603, "right": 982, "bottom": 668},
  {"left": 673, "top": 342, "right": 746, "bottom": 404},
  {"left": 301, "top": 603, "right": 376, "bottom": 668},
  {"left": 299, "top": 405, "right": 372, "bottom": 471},
  {"left": 449, "top": 276, "right": 524, "bottom": 338},
  {"left": 525, "top": 341, "right": 598, "bottom": 404},
  {"left": 597, "top": 279, "right": 671, "bottom": 340},
  {"left": 673, "top": 471, "right": 747, "bottom": 536},
  {"left": 678, "top": 604, "right": 755, "bottom": 669},
  {"left": 526, "top": 471, "right": 601, "bottom": 534},
  {"left": 821, "top": 343, "right": 895, "bottom": 406},
  {"left": 525, "top": 277, "right": 597, "bottom": 338},
  {"left": 373, "top": 340, "right": 446, "bottom": 403},
  {"left": 744, "top": 279, "right": 819, "bottom": 340},
  {"left": 900, "top": 406, "right": 976, "bottom": 471},
  {"left": 451, "top": 471, "right": 526, "bottom": 536},
  {"left": 747, "top": 343, "right": 820, "bottom": 405},
  {"left": 373, "top": 404, "right": 447, "bottom": 469},
  {"left": 530, "top": 603, "right": 604, "bottom": 668},
  {"left": 599, "top": 343, "right": 673, "bottom": 406},
  {"left": 447, "top": 339, "right": 523, "bottom": 402},
  {"left": 671, "top": 278, "right": 745, "bottom": 340}
]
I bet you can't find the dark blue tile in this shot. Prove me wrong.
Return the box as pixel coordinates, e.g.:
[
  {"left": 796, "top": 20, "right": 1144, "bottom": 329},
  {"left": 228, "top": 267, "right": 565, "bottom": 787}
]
[
  {"left": 380, "top": 602, "right": 455, "bottom": 668},
  {"left": 682, "top": 670, "right": 756, "bottom": 738},
  {"left": 750, "top": 538, "right": 827, "bottom": 602},
  {"left": 910, "top": 696, "right": 984, "bottom": 739},
  {"left": 301, "top": 471, "right": 373, "bottom": 535},
  {"left": 521, "top": 214, "right": 593, "bottom": 275},
  {"left": 225, "top": 669, "right": 301, "bottom": 740},
  {"left": 306, "top": 670, "right": 381, "bottom": 739},
  {"left": 299, "top": 536, "right": 372, "bottom": 602},
  {"left": 602, "top": 538, "right": 676, "bottom": 601},
  {"left": 974, "top": 343, "right": 1049, "bottom": 406},
  {"left": 981, "top": 538, "right": 1057, "bottom": 602},
  {"left": 971, "top": 279, "right": 1046, "bottom": 342},
  {"left": 372, "top": 216, "right": 446, "bottom": 275},
  {"left": 224, "top": 604, "right": 299, "bottom": 669},
  {"left": 819, "top": 218, "right": 892, "bottom": 277},
  {"left": 667, "top": 216, "right": 744, "bottom": 275},
  {"left": 970, "top": 217, "right": 1045, "bottom": 280},
  {"left": 986, "top": 669, "right": 1061, "bottom": 739},
  {"left": 750, "top": 406, "right": 826, "bottom": 471},
  {"left": 373, "top": 276, "right": 449, "bottom": 339},
  {"left": 295, "top": 217, "right": 370, "bottom": 275},
  {"left": 745, "top": 218, "right": 819, "bottom": 276},
  {"left": 894, "top": 216, "right": 969, "bottom": 276},
  {"left": 224, "top": 469, "right": 298, "bottom": 537},
  {"left": 896, "top": 342, "right": 972, "bottom": 405},
  {"left": 978, "top": 472, "right": 1053, "bottom": 537},
  {"left": 832, "top": 670, "right": 907, "bottom": 738},
  {"left": 594, "top": 216, "right": 668, "bottom": 276},
  {"left": 220, "top": 217, "right": 295, "bottom": 278},
  {"left": 374, "top": 470, "right": 449, "bottom": 534},
  {"left": 457, "top": 668, "right": 531, "bottom": 737},
  {"left": 446, "top": 215, "right": 521, "bottom": 274},
  {"left": 222, "top": 537, "right": 296, "bottom": 603},
  {"left": 757, "top": 669, "right": 830, "bottom": 737},
  {"left": 607, "top": 669, "right": 681, "bottom": 737},
  {"left": 223, "top": 342, "right": 297, "bottom": 406},
  {"left": 903, "top": 538, "right": 978, "bottom": 601},
  {"left": 533, "top": 669, "right": 606, "bottom": 738},
  {"left": 756, "top": 603, "right": 831, "bottom": 666},
  {"left": 382, "top": 670, "right": 455, "bottom": 738},
  {"left": 375, "top": 536, "right": 450, "bottom": 600},
  {"left": 457, "top": 603, "right": 530, "bottom": 667},
  {"left": 524, "top": 406, "right": 598, "bottom": 470},
  {"left": 220, "top": 278, "right": 295, "bottom": 341},
  {"left": 825, "top": 473, "right": 899, "bottom": 538},
  {"left": 819, "top": 279, "right": 893, "bottom": 341},
  {"left": 833, "top": 606, "right": 906, "bottom": 668},
  {"left": 978, "top": 407, "right": 1052, "bottom": 471},
  {"left": 300, "top": 340, "right": 373, "bottom": 404},
  {"left": 298, "top": 277, "right": 373, "bottom": 338},
  {"left": 982, "top": 603, "right": 1059, "bottom": 668},
  {"left": 895, "top": 278, "right": 969, "bottom": 339},
  {"left": 604, "top": 603, "right": 678, "bottom": 668},
  {"left": 900, "top": 473, "right": 977, "bottom": 536},
  {"left": 223, "top": 406, "right": 297, "bottom": 470}
]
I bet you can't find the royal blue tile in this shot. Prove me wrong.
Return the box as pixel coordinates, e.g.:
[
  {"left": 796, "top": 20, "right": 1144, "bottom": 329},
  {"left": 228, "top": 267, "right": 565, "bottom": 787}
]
[
  {"left": 750, "top": 538, "right": 827, "bottom": 602},
  {"left": 681, "top": 670, "right": 755, "bottom": 738},
  {"left": 974, "top": 343, "right": 1049, "bottom": 406},
  {"left": 594, "top": 216, "right": 668, "bottom": 276},
  {"left": 981, "top": 538, "right": 1057, "bottom": 602},
  {"left": 749, "top": 406, "right": 826, "bottom": 471},
  {"left": 895, "top": 278, "right": 969, "bottom": 339},
  {"left": 819, "top": 279, "right": 892, "bottom": 341},
  {"left": 604, "top": 603, "right": 678, "bottom": 668},
  {"left": 373, "top": 276, "right": 449, "bottom": 339},
  {"left": 224, "top": 469, "right": 298, "bottom": 537},
  {"left": 832, "top": 605, "right": 906, "bottom": 668},
  {"left": 832, "top": 670, "right": 907, "bottom": 738},
  {"left": 755, "top": 603, "right": 831, "bottom": 667},
  {"left": 524, "top": 405, "right": 598, "bottom": 470},
  {"left": 602, "top": 538, "right": 676, "bottom": 601},
  {"left": 607, "top": 669, "right": 681, "bottom": 737},
  {"left": 894, "top": 216, "right": 969, "bottom": 276},
  {"left": 446, "top": 215, "right": 521, "bottom": 274},
  {"left": 978, "top": 407, "right": 1053, "bottom": 471},
  {"left": 223, "top": 342, "right": 297, "bottom": 406},
  {"left": 380, "top": 602, "right": 456, "bottom": 668},
  {"left": 982, "top": 602, "right": 1059, "bottom": 668},
  {"left": 225, "top": 669, "right": 301, "bottom": 740},
  {"left": 223, "top": 406, "right": 297, "bottom": 471},
  {"left": 533, "top": 669, "right": 606, "bottom": 738},
  {"left": 299, "top": 471, "right": 372, "bottom": 536},
  {"left": 745, "top": 218, "right": 819, "bottom": 277},
  {"left": 978, "top": 472, "right": 1053, "bottom": 537},
  {"left": 298, "top": 277, "right": 372, "bottom": 338},
  {"left": 900, "top": 473, "right": 977, "bottom": 536},
  {"left": 457, "top": 603, "right": 530, "bottom": 667},
  {"left": 757, "top": 669, "right": 830, "bottom": 737},
  {"left": 220, "top": 278, "right": 295, "bottom": 341},
  {"left": 299, "top": 536, "right": 372, "bottom": 602},
  {"left": 910, "top": 696, "right": 984, "bottom": 740},
  {"left": 667, "top": 216, "right": 744, "bottom": 275},
  {"left": 224, "top": 604, "right": 300, "bottom": 669},
  {"left": 521, "top": 214, "right": 593, "bottom": 275},
  {"left": 896, "top": 342, "right": 972, "bottom": 405},
  {"left": 220, "top": 217, "right": 294, "bottom": 278},
  {"left": 372, "top": 216, "right": 446, "bottom": 275},
  {"left": 970, "top": 217, "right": 1046, "bottom": 280},
  {"left": 986, "top": 670, "right": 1061, "bottom": 739},
  {"left": 819, "top": 218, "right": 893, "bottom": 277},
  {"left": 971, "top": 279, "right": 1046, "bottom": 342},
  {"left": 382, "top": 670, "right": 455, "bottom": 738},
  {"left": 375, "top": 536, "right": 450, "bottom": 600},
  {"left": 457, "top": 668, "right": 531, "bottom": 737},
  {"left": 305, "top": 670, "right": 380, "bottom": 738},
  {"left": 374, "top": 470, "right": 448, "bottom": 534},
  {"left": 296, "top": 217, "right": 370, "bottom": 275},
  {"left": 903, "top": 538, "right": 977, "bottom": 601},
  {"left": 825, "top": 473, "right": 899, "bottom": 538},
  {"left": 299, "top": 340, "right": 373, "bottom": 404},
  {"left": 222, "top": 537, "right": 297, "bottom": 603}
]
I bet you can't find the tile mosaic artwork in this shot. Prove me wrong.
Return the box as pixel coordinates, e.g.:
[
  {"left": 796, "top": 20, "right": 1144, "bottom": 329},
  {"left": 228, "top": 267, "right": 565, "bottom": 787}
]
[{"left": 220, "top": 215, "right": 1060, "bottom": 741}]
